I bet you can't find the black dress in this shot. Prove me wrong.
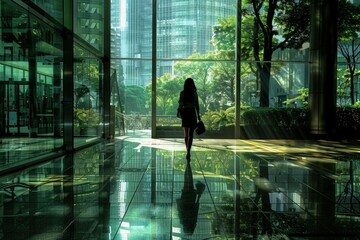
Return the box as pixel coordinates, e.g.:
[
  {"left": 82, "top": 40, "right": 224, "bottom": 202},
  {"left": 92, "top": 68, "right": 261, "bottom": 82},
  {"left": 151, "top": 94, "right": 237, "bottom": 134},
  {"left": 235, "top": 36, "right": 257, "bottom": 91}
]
[{"left": 178, "top": 91, "right": 199, "bottom": 129}]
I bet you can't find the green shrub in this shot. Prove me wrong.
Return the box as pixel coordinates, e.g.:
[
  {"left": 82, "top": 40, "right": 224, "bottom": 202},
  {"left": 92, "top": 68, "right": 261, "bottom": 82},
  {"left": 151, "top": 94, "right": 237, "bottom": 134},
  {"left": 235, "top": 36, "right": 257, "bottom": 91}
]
[
  {"left": 336, "top": 107, "right": 360, "bottom": 128},
  {"left": 242, "top": 107, "right": 310, "bottom": 127}
]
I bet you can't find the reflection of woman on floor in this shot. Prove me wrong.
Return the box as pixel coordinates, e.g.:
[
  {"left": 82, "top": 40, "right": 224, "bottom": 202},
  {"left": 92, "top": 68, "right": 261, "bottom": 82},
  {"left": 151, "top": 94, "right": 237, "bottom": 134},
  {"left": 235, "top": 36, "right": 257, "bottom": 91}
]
[{"left": 176, "top": 162, "right": 205, "bottom": 235}]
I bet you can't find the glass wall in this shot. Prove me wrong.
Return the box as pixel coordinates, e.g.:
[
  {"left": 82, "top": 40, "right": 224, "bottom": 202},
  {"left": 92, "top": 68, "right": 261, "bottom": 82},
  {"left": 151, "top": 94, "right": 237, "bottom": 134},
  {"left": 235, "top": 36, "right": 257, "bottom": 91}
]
[
  {"left": 111, "top": 0, "right": 360, "bottom": 139},
  {"left": 74, "top": 0, "right": 105, "bottom": 53},
  {"left": 337, "top": 1, "right": 360, "bottom": 107},
  {"left": 72, "top": 0, "right": 106, "bottom": 146},
  {"left": 0, "top": 0, "right": 110, "bottom": 169},
  {"left": 115, "top": 0, "right": 237, "bottom": 137},
  {"left": 30, "top": 0, "right": 63, "bottom": 23},
  {"left": 156, "top": 0, "right": 236, "bottom": 138},
  {"left": 2, "top": 0, "right": 359, "bottom": 162},
  {"left": 0, "top": 0, "right": 63, "bottom": 163},
  {"left": 111, "top": 0, "right": 153, "bottom": 136},
  {"left": 73, "top": 43, "right": 102, "bottom": 147}
]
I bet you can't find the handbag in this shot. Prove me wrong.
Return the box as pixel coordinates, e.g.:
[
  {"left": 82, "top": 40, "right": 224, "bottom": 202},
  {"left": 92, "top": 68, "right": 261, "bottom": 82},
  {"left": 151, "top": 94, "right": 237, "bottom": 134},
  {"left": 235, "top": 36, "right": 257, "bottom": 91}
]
[
  {"left": 195, "top": 120, "right": 206, "bottom": 135},
  {"left": 177, "top": 107, "right": 182, "bottom": 118}
]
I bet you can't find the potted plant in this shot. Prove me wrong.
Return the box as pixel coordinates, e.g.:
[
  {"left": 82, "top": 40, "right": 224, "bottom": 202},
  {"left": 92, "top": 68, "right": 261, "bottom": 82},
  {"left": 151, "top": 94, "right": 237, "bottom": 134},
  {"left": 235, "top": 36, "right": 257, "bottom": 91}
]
[{"left": 74, "top": 108, "right": 100, "bottom": 135}]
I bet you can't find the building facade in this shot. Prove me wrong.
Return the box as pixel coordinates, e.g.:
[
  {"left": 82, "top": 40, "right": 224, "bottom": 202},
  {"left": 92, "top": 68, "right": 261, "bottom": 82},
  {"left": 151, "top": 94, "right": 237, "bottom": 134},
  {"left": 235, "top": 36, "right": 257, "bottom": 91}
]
[{"left": 120, "top": 0, "right": 236, "bottom": 86}]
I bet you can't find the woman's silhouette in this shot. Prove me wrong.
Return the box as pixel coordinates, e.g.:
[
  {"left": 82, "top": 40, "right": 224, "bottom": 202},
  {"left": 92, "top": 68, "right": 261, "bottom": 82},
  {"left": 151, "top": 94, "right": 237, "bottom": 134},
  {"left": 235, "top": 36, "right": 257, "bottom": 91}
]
[
  {"left": 176, "top": 162, "right": 205, "bottom": 235},
  {"left": 178, "top": 78, "right": 200, "bottom": 160}
]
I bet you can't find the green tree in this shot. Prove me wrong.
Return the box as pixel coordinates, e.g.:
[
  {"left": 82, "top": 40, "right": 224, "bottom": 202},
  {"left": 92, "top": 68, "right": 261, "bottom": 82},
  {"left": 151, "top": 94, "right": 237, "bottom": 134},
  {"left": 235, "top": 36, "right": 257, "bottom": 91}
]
[
  {"left": 283, "top": 87, "right": 309, "bottom": 107},
  {"left": 147, "top": 73, "right": 183, "bottom": 115},
  {"left": 124, "top": 85, "right": 149, "bottom": 114},
  {"left": 274, "top": 0, "right": 360, "bottom": 108},
  {"left": 210, "top": 106, "right": 235, "bottom": 130},
  {"left": 338, "top": 0, "right": 360, "bottom": 105},
  {"left": 211, "top": 15, "right": 257, "bottom": 108},
  {"left": 246, "top": 0, "right": 310, "bottom": 107},
  {"left": 211, "top": 16, "right": 236, "bottom": 106},
  {"left": 174, "top": 53, "right": 214, "bottom": 111},
  {"left": 211, "top": 1, "right": 310, "bottom": 108},
  {"left": 247, "top": 0, "right": 360, "bottom": 107},
  {"left": 337, "top": 68, "right": 360, "bottom": 106}
]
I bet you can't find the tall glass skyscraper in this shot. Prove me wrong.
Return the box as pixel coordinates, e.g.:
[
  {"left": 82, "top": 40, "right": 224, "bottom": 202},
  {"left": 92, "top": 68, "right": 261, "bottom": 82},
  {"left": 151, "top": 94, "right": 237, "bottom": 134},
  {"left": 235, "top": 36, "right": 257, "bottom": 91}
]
[{"left": 119, "top": 0, "right": 236, "bottom": 86}]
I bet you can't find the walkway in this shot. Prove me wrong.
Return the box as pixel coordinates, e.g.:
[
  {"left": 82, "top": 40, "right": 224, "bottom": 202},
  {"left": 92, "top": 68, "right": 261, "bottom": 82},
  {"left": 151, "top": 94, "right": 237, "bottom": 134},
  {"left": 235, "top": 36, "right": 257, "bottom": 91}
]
[{"left": 1, "top": 136, "right": 360, "bottom": 239}]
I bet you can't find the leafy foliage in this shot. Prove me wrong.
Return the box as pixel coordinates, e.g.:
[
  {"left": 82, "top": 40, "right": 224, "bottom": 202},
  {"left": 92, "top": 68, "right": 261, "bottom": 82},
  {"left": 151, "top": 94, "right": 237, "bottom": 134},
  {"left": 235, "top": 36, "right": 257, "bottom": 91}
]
[
  {"left": 283, "top": 87, "right": 309, "bottom": 107},
  {"left": 202, "top": 107, "right": 235, "bottom": 130},
  {"left": 146, "top": 73, "right": 183, "bottom": 115},
  {"left": 338, "top": 0, "right": 360, "bottom": 41},
  {"left": 242, "top": 107, "right": 309, "bottom": 127},
  {"left": 337, "top": 0, "right": 360, "bottom": 105},
  {"left": 74, "top": 108, "right": 100, "bottom": 127},
  {"left": 174, "top": 53, "right": 214, "bottom": 111},
  {"left": 124, "top": 85, "right": 149, "bottom": 114},
  {"left": 337, "top": 68, "right": 360, "bottom": 106},
  {"left": 211, "top": 15, "right": 236, "bottom": 52},
  {"left": 336, "top": 107, "right": 360, "bottom": 129}
]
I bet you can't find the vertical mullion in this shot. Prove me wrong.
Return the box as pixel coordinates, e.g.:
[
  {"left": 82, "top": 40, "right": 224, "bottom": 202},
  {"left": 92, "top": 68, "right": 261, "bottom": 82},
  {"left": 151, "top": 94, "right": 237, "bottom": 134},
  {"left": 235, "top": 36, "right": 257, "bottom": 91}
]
[
  {"left": 235, "top": 0, "right": 242, "bottom": 138},
  {"left": 152, "top": 0, "right": 157, "bottom": 138},
  {"left": 63, "top": 0, "right": 74, "bottom": 151},
  {"left": 103, "top": 0, "right": 111, "bottom": 139}
]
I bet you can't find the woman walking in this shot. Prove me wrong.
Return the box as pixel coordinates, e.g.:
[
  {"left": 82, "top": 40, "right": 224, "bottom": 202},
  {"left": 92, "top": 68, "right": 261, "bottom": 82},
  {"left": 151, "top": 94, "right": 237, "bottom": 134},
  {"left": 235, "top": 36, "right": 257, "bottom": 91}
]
[{"left": 178, "top": 78, "right": 200, "bottom": 160}]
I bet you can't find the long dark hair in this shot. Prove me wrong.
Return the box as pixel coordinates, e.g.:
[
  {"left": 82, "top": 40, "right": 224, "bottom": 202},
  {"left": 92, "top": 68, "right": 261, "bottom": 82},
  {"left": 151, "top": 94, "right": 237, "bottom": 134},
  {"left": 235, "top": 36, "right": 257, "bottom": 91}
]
[{"left": 183, "top": 78, "right": 197, "bottom": 102}]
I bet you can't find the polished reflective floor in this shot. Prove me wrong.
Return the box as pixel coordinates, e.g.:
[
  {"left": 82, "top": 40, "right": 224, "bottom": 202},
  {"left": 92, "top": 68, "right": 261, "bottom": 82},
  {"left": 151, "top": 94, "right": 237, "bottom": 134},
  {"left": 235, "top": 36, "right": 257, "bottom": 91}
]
[{"left": 1, "top": 136, "right": 360, "bottom": 239}]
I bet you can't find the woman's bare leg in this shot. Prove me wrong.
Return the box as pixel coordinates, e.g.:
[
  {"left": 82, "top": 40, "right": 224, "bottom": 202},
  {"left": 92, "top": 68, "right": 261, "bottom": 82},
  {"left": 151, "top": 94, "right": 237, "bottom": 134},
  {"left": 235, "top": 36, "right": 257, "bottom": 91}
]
[
  {"left": 183, "top": 127, "right": 190, "bottom": 152},
  {"left": 187, "top": 128, "right": 194, "bottom": 154},
  {"left": 183, "top": 127, "right": 192, "bottom": 159}
]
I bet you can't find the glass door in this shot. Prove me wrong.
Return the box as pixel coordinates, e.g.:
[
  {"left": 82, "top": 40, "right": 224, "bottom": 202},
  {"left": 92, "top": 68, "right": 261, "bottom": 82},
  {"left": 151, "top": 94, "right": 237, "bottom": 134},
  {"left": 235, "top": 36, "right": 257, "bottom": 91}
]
[{"left": 1, "top": 80, "right": 29, "bottom": 135}]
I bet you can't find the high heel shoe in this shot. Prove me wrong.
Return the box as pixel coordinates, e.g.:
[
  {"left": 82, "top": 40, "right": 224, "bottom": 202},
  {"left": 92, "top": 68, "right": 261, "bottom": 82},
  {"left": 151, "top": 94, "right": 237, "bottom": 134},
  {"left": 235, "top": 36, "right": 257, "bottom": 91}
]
[{"left": 195, "top": 181, "right": 206, "bottom": 195}]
